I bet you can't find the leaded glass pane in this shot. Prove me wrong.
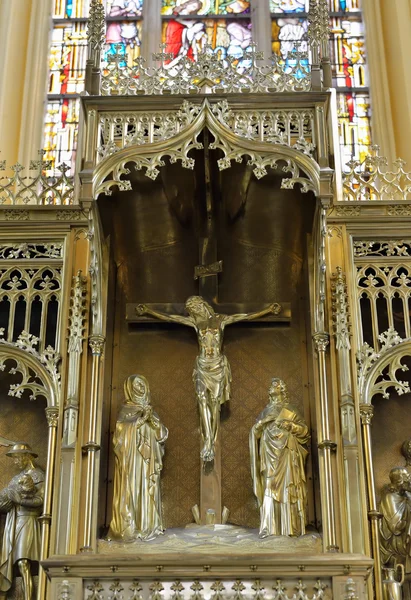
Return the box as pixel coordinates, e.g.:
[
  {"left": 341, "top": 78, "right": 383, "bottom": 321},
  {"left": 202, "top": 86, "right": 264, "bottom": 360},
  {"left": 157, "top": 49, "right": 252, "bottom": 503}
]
[
  {"left": 53, "top": 0, "right": 90, "bottom": 18},
  {"left": 269, "top": 0, "right": 361, "bottom": 13},
  {"left": 48, "top": 23, "right": 88, "bottom": 95},
  {"left": 105, "top": 21, "right": 142, "bottom": 66},
  {"left": 162, "top": 18, "right": 252, "bottom": 64},
  {"left": 270, "top": 0, "right": 371, "bottom": 163},
  {"left": 271, "top": 17, "right": 308, "bottom": 57},
  {"left": 269, "top": 0, "right": 308, "bottom": 12},
  {"left": 161, "top": 0, "right": 250, "bottom": 16},
  {"left": 107, "top": 0, "right": 143, "bottom": 16},
  {"left": 46, "top": 0, "right": 143, "bottom": 169},
  {"left": 330, "top": 16, "right": 367, "bottom": 89},
  {"left": 328, "top": 0, "right": 361, "bottom": 12},
  {"left": 337, "top": 91, "right": 371, "bottom": 164},
  {"left": 43, "top": 98, "right": 81, "bottom": 170}
]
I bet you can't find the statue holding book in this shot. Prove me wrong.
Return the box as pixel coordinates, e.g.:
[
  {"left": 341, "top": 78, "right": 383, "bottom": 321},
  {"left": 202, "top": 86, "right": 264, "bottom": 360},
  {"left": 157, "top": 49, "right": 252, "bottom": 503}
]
[{"left": 250, "top": 378, "right": 310, "bottom": 537}]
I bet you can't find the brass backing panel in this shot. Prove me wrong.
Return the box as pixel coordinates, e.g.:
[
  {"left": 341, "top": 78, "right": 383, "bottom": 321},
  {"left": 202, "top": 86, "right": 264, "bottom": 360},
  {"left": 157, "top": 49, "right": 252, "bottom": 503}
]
[{"left": 100, "top": 163, "right": 317, "bottom": 532}]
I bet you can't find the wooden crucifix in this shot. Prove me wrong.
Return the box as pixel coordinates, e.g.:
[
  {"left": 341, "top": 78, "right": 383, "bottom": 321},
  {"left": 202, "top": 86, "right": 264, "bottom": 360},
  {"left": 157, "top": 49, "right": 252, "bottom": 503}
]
[{"left": 126, "top": 130, "right": 291, "bottom": 525}]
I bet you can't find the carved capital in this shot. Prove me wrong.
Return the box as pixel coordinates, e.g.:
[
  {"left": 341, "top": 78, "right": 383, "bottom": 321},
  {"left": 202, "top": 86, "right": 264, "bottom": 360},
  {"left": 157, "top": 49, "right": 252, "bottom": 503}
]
[
  {"left": 359, "top": 403, "right": 374, "bottom": 425},
  {"left": 89, "top": 335, "right": 105, "bottom": 356},
  {"left": 313, "top": 332, "right": 330, "bottom": 353},
  {"left": 45, "top": 406, "right": 59, "bottom": 427}
]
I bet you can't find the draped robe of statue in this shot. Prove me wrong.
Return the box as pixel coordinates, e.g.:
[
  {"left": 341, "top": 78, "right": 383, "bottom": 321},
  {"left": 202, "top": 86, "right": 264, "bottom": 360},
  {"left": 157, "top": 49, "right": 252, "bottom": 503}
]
[
  {"left": 250, "top": 383, "right": 309, "bottom": 538},
  {"left": 109, "top": 375, "right": 168, "bottom": 541},
  {"left": 379, "top": 472, "right": 411, "bottom": 572},
  {"left": 0, "top": 461, "right": 44, "bottom": 593}
]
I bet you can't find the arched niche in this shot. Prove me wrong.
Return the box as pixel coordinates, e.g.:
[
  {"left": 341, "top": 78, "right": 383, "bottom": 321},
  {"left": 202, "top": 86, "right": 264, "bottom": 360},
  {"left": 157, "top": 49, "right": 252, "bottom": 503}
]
[
  {"left": 94, "top": 135, "right": 320, "bottom": 535},
  {"left": 0, "top": 336, "right": 59, "bottom": 598},
  {"left": 358, "top": 334, "right": 411, "bottom": 502}
]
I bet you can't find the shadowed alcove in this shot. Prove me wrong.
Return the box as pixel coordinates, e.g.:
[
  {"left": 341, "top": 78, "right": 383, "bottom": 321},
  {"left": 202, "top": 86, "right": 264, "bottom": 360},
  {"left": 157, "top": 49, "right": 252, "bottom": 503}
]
[{"left": 96, "top": 144, "right": 318, "bottom": 532}]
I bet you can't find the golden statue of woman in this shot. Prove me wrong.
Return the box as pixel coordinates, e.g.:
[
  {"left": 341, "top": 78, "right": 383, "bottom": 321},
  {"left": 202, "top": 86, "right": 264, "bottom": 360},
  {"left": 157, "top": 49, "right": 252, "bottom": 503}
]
[
  {"left": 250, "top": 378, "right": 310, "bottom": 537},
  {"left": 137, "top": 296, "right": 281, "bottom": 462},
  {"left": 109, "top": 375, "right": 168, "bottom": 542}
]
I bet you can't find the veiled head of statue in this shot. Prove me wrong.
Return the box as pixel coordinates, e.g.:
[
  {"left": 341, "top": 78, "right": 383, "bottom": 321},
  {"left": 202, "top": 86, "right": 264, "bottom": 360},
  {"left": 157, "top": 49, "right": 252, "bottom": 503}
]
[
  {"left": 124, "top": 374, "right": 150, "bottom": 406},
  {"left": 401, "top": 439, "right": 411, "bottom": 463},
  {"left": 185, "top": 296, "right": 214, "bottom": 320},
  {"left": 268, "top": 377, "right": 289, "bottom": 404}
]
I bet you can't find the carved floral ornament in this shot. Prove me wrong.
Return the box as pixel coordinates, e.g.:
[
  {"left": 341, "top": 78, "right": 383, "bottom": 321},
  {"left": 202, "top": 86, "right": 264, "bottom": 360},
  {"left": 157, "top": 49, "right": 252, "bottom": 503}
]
[
  {"left": 0, "top": 330, "right": 60, "bottom": 407},
  {"left": 357, "top": 327, "right": 411, "bottom": 406},
  {"left": 100, "top": 42, "right": 311, "bottom": 97},
  {"left": 93, "top": 100, "right": 320, "bottom": 198},
  {"left": 0, "top": 151, "right": 74, "bottom": 206},
  {"left": 342, "top": 145, "right": 411, "bottom": 202}
]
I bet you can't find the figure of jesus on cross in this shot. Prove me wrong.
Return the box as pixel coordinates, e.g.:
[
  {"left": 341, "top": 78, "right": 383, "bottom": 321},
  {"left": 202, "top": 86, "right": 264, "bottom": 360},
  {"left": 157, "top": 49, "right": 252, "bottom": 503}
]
[{"left": 136, "top": 296, "right": 281, "bottom": 462}]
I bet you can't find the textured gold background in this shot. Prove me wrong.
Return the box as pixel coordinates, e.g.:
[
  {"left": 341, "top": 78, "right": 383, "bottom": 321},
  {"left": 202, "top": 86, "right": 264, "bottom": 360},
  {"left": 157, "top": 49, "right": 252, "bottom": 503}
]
[
  {"left": 372, "top": 392, "right": 411, "bottom": 503},
  {"left": 100, "top": 165, "right": 316, "bottom": 530},
  {"left": 0, "top": 370, "right": 48, "bottom": 489},
  {"left": 112, "top": 315, "right": 202, "bottom": 528},
  {"left": 221, "top": 322, "right": 307, "bottom": 527},
  {"left": 0, "top": 370, "right": 48, "bottom": 556}
]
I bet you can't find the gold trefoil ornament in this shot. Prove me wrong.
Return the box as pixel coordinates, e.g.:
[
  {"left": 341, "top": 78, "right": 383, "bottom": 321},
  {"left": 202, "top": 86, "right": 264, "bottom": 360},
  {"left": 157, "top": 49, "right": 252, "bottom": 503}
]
[
  {"left": 108, "top": 375, "right": 168, "bottom": 542},
  {"left": 0, "top": 443, "right": 44, "bottom": 600},
  {"left": 137, "top": 296, "right": 281, "bottom": 463},
  {"left": 250, "top": 378, "right": 310, "bottom": 538}
]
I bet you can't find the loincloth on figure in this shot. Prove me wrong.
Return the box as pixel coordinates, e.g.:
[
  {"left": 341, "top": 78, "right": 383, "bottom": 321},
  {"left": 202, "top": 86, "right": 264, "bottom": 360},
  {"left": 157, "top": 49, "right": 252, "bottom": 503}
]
[{"left": 193, "top": 354, "right": 232, "bottom": 404}]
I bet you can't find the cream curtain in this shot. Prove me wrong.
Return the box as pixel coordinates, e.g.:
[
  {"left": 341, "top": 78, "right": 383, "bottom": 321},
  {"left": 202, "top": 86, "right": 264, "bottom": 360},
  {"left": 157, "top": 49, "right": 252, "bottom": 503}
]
[
  {"left": 0, "top": 0, "right": 51, "bottom": 166},
  {"left": 362, "top": 0, "right": 411, "bottom": 165}
]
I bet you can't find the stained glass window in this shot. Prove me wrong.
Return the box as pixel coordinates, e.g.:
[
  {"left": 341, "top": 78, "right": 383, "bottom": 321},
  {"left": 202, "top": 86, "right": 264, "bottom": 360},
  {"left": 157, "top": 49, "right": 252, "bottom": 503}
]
[
  {"left": 270, "top": 0, "right": 371, "bottom": 164},
  {"left": 161, "top": 1, "right": 250, "bottom": 15},
  {"left": 45, "top": 0, "right": 144, "bottom": 171},
  {"left": 45, "top": 0, "right": 371, "bottom": 171},
  {"left": 161, "top": 1, "right": 252, "bottom": 68}
]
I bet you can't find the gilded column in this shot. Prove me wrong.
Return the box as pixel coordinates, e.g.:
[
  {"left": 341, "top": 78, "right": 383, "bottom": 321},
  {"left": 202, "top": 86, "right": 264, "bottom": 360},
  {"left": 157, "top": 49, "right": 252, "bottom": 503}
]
[
  {"left": 38, "top": 406, "right": 59, "bottom": 600},
  {"left": 331, "top": 268, "right": 365, "bottom": 553},
  {"left": 85, "top": 0, "right": 105, "bottom": 95},
  {"left": 56, "top": 271, "right": 87, "bottom": 554},
  {"left": 313, "top": 332, "right": 339, "bottom": 552},
  {"left": 359, "top": 403, "right": 383, "bottom": 600},
  {"left": 80, "top": 334, "right": 105, "bottom": 553}
]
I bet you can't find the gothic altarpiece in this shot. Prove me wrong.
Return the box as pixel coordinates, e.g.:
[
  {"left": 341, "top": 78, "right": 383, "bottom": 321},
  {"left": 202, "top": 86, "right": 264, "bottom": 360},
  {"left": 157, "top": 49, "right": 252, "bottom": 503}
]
[{"left": 2, "top": 2, "right": 411, "bottom": 600}]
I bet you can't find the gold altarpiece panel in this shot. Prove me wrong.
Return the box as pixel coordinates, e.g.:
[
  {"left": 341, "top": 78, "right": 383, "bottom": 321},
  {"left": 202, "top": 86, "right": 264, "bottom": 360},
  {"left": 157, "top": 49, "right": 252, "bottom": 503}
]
[{"left": 96, "top": 161, "right": 318, "bottom": 533}]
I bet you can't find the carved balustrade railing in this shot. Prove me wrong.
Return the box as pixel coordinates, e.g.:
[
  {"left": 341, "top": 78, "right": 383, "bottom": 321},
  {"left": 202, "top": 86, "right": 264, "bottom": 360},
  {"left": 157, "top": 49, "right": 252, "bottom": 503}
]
[
  {"left": 85, "top": 0, "right": 333, "bottom": 97},
  {"left": 100, "top": 43, "right": 312, "bottom": 97},
  {"left": 341, "top": 146, "right": 411, "bottom": 203},
  {"left": 82, "top": 577, "right": 330, "bottom": 600},
  {"left": 96, "top": 101, "right": 317, "bottom": 165},
  {"left": 0, "top": 152, "right": 76, "bottom": 206},
  {"left": 79, "top": 92, "right": 330, "bottom": 200}
]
